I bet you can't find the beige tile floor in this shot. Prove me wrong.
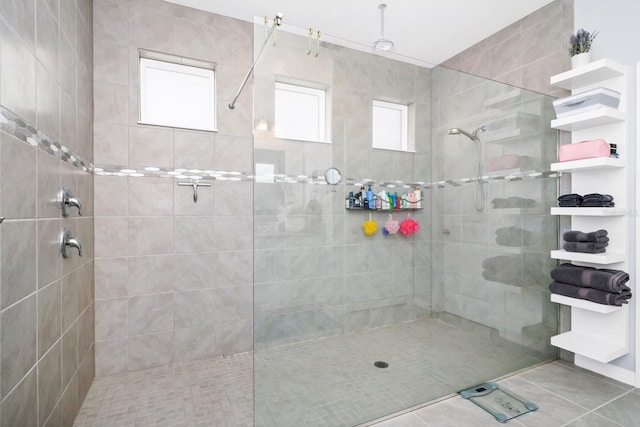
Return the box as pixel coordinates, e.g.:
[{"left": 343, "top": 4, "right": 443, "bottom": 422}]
[
  {"left": 74, "top": 318, "right": 640, "bottom": 426},
  {"left": 374, "top": 361, "right": 640, "bottom": 427},
  {"left": 254, "top": 318, "right": 548, "bottom": 426},
  {"left": 73, "top": 353, "right": 253, "bottom": 426}
]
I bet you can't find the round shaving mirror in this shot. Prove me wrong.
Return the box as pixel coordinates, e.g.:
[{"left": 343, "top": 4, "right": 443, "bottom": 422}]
[{"left": 324, "top": 167, "right": 342, "bottom": 185}]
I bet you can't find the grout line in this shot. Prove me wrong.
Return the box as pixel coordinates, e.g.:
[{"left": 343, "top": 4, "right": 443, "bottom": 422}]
[{"left": 561, "top": 388, "right": 636, "bottom": 427}]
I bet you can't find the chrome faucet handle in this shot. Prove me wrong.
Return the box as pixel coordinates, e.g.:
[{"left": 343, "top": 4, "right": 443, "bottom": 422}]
[
  {"left": 58, "top": 186, "right": 83, "bottom": 216},
  {"left": 60, "top": 228, "right": 83, "bottom": 258}
]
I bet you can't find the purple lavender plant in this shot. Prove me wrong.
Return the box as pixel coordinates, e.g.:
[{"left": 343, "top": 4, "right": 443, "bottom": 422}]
[{"left": 569, "top": 29, "right": 599, "bottom": 57}]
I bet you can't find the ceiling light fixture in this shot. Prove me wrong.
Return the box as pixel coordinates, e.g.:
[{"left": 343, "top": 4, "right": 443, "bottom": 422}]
[{"left": 373, "top": 3, "right": 394, "bottom": 52}]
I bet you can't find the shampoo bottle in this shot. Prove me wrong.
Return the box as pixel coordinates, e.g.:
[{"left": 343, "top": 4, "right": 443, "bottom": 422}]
[{"left": 366, "top": 185, "right": 375, "bottom": 209}]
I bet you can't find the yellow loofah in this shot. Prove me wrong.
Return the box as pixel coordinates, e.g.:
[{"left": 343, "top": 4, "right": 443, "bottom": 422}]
[{"left": 363, "top": 219, "right": 378, "bottom": 235}]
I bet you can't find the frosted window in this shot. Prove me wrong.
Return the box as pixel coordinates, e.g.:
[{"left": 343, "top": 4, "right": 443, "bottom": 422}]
[
  {"left": 139, "top": 57, "right": 216, "bottom": 131},
  {"left": 274, "top": 82, "right": 326, "bottom": 142},
  {"left": 372, "top": 100, "right": 408, "bottom": 151}
]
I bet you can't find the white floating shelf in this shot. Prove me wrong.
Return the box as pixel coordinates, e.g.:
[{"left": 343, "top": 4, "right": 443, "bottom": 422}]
[
  {"left": 550, "top": 250, "right": 625, "bottom": 264},
  {"left": 550, "top": 59, "right": 626, "bottom": 90},
  {"left": 550, "top": 207, "right": 626, "bottom": 216},
  {"left": 484, "top": 89, "right": 521, "bottom": 108},
  {"left": 550, "top": 294, "right": 623, "bottom": 314},
  {"left": 551, "top": 107, "right": 626, "bottom": 131},
  {"left": 550, "top": 331, "right": 628, "bottom": 363},
  {"left": 483, "top": 128, "right": 522, "bottom": 143},
  {"left": 550, "top": 157, "right": 625, "bottom": 172}
]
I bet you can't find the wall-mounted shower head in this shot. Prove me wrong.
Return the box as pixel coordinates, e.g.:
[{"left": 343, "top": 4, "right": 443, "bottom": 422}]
[
  {"left": 448, "top": 125, "right": 487, "bottom": 212},
  {"left": 448, "top": 128, "right": 474, "bottom": 140},
  {"left": 473, "top": 126, "right": 487, "bottom": 137},
  {"left": 448, "top": 126, "right": 487, "bottom": 142}
]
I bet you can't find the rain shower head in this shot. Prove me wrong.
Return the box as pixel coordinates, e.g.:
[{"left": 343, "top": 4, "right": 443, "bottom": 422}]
[
  {"left": 373, "top": 4, "right": 394, "bottom": 52},
  {"left": 448, "top": 126, "right": 487, "bottom": 141}
]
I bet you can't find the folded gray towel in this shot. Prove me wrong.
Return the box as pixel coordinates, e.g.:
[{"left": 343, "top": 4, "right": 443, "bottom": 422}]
[
  {"left": 563, "top": 241, "right": 608, "bottom": 253},
  {"left": 491, "top": 197, "right": 536, "bottom": 209},
  {"left": 495, "top": 227, "right": 533, "bottom": 247},
  {"left": 482, "top": 255, "right": 521, "bottom": 286},
  {"left": 563, "top": 229, "right": 608, "bottom": 242},
  {"left": 549, "top": 281, "right": 631, "bottom": 306},
  {"left": 482, "top": 270, "right": 522, "bottom": 286},
  {"left": 550, "top": 263, "right": 630, "bottom": 293}
]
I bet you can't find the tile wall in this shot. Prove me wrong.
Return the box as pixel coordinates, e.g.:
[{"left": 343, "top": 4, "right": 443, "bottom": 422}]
[
  {"left": 441, "top": 0, "right": 574, "bottom": 97},
  {"left": 0, "top": 0, "right": 95, "bottom": 426},
  {"left": 92, "top": 0, "right": 253, "bottom": 375}
]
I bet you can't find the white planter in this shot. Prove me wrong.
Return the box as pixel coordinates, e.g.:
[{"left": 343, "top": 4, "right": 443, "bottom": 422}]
[{"left": 571, "top": 52, "right": 591, "bottom": 69}]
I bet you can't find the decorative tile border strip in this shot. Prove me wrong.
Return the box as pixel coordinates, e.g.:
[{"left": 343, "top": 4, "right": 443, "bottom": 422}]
[
  {"left": 94, "top": 164, "right": 255, "bottom": 182},
  {"left": 1, "top": 105, "right": 557, "bottom": 189},
  {"left": 94, "top": 164, "right": 557, "bottom": 189},
  {"left": 0, "top": 105, "right": 94, "bottom": 173}
]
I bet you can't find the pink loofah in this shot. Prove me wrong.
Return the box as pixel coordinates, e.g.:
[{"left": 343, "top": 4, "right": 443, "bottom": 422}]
[
  {"left": 399, "top": 213, "right": 419, "bottom": 236},
  {"left": 383, "top": 214, "right": 400, "bottom": 235}
]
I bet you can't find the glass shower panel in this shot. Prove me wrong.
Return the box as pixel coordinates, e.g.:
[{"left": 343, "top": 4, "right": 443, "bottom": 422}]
[
  {"left": 430, "top": 66, "right": 559, "bottom": 381},
  {"left": 253, "top": 23, "right": 558, "bottom": 426}
]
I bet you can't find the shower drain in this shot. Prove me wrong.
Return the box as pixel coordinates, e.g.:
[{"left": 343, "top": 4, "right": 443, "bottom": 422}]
[{"left": 374, "top": 361, "right": 389, "bottom": 368}]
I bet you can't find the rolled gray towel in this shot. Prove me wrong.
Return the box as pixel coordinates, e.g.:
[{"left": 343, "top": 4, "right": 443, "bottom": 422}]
[
  {"left": 563, "top": 229, "right": 608, "bottom": 242},
  {"left": 563, "top": 242, "right": 608, "bottom": 253},
  {"left": 581, "top": 200, "right": 615, "bottom": 207},
  {"left": 549, "top": 281, "right": 631, "bottom": 306},
  {"left": 550, "top": 263, "right": 630, "bottom": 293}
]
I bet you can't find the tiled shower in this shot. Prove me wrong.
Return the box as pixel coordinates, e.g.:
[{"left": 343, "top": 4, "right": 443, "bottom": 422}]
[{"left": 0, "top": 0, "right": 574, "bottom": 425}]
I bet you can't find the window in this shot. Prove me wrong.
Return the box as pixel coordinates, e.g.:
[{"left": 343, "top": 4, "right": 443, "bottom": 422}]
[
  {"left": 139, "top": 52, "right": 216, "bottom": 131},
  {"left": 274, "top": 82, "right": 326, "bottom": 143},
  {"left": 372, "top": 100, "right": 409, "bottom": 151}
]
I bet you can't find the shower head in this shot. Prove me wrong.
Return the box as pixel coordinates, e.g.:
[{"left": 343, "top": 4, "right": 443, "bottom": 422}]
[
  {"left": 448, "top": 126, "right": 487, "bottom": 141},
  {"left": 373, "top": 4, "right": 394, "bottom": 52}
]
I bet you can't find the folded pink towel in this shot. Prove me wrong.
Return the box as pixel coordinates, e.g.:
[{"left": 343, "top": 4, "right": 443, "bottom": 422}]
[
  {"left": 559, "top": 139, "right": 610, "bottom": 162},
  {"left": 488, "top": 154, "right": 528, "bottom": 171}
]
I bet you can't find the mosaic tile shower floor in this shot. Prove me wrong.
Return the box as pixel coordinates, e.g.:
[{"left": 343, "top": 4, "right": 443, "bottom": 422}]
[{"left": 74, "top": 318, "right": 548, "bottom": 426}]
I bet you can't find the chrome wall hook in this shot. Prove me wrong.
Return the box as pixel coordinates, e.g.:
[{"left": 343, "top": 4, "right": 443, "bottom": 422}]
[
  {"left": 307, "top": 28, "right": 313, "bottom": 55},
  {"left": 315, "top": 30, "right": 321, "bottom": 57},
  {"left": 178, "top": 180, "right": 212, "bottom": 203},
  {"left": 264, "top": 15, "right": 269, "bottom": 40}
]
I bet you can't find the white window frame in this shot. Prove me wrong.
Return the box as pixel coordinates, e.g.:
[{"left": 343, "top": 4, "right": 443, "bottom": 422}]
[
  {"left": 139, "top": 52, "right": 216, "bottom": 132},
  {"left": 274, "top": 82, "right": 327, "bottom": 143},
  {"left": 372, "top": 100, "right": 409, "bottom": 152}
]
